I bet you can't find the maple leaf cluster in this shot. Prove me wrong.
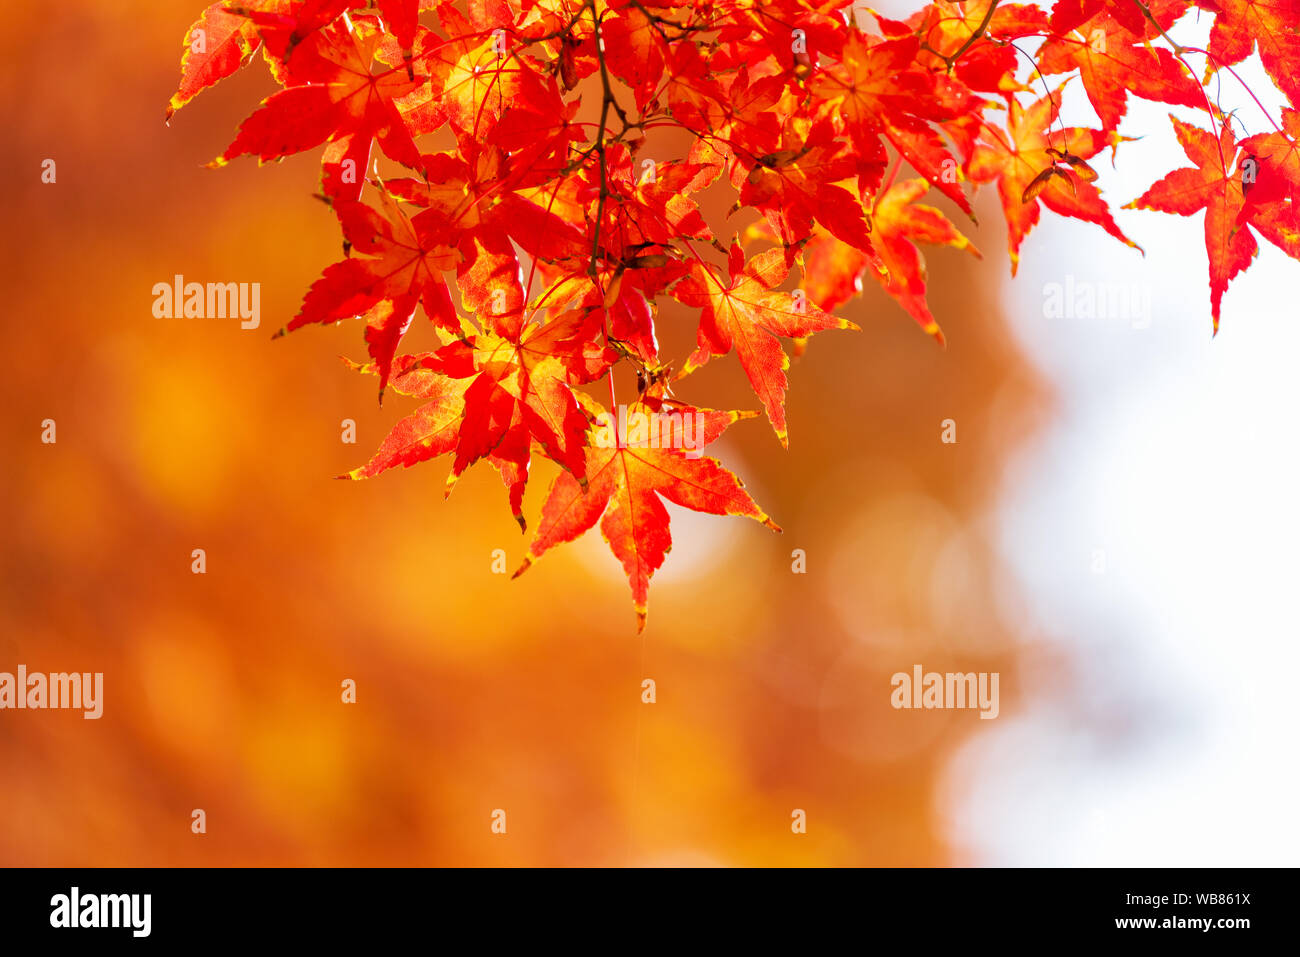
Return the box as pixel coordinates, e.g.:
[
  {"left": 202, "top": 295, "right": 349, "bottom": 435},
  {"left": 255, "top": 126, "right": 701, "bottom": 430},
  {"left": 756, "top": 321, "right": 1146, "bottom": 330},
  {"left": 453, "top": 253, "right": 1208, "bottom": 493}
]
[{"left": 170, "top": 0, "right": 1300, "bottom": 630}]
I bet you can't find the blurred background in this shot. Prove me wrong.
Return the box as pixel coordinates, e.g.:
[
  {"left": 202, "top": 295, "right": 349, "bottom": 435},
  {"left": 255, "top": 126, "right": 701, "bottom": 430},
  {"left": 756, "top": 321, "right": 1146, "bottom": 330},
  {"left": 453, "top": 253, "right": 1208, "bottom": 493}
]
[{"left": 0, "top": 1, "right": 1294, "bottom": 866}]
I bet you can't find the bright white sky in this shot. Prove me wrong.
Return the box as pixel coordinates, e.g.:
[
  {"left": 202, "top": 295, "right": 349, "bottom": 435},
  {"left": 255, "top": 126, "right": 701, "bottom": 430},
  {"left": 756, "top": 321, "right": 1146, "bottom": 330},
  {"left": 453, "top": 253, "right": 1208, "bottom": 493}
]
[{"left": 921, "top": 12, "right": 1300, "bottom": 865}]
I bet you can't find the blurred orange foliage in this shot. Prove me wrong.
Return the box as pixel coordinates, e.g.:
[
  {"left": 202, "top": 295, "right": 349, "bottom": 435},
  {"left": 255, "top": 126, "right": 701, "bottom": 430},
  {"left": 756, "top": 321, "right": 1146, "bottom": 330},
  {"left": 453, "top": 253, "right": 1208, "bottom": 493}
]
[{"left": 0, "top": 1, "right": 1048, "bottom": 865}]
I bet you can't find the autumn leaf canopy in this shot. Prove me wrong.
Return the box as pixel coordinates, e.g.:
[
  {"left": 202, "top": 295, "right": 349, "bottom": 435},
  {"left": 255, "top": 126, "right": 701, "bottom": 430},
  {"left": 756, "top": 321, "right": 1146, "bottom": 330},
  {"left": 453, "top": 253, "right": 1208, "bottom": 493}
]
[{"left": 170, "top": 0, "right": 1300, "bottom": 628}]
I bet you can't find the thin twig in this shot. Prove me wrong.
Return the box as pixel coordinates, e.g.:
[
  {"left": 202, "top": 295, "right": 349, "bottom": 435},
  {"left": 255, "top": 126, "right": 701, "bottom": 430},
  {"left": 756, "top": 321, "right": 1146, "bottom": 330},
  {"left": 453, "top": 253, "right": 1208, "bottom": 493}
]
[{"left": 946, "top": 0, "right": 1001, "bottom": 69}]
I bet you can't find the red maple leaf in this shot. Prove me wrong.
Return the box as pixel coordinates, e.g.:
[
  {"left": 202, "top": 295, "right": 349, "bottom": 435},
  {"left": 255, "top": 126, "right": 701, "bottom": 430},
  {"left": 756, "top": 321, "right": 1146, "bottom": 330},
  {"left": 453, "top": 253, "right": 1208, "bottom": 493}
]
[
  {"left": 968, "top": 85, "right": 1140, "bottom": 274},
  {"left": 413, "top": 308, "right": 614, "bottom": 524},
  {"left": 1126, "top": 115, "right": 1258, "bottom": 332},
  {"left": 1195, "top": 0, "right": 1300, "bottom": 108},
  {"left": 674, "top": 242, "right": 858, "bottom": 447},
  {"left": 869, "top": 178, "right": 982, "bottom": 344},
  {"left": 166, "top": 1, "right": 266, "bottom": 121},
  {"left": 810, "top": 31, "right": 974, "bottom": 216},
  {"left": 283, "top": 190, "right": 460, "bottom": 395},
  {"left": 515, "top": 392, "right": 779, "bottom": 632},
  {"left": 209, "top": 15, "right": 424, "bottom": 172},
  {"left": 1037, "top": 13, "right": 1205, "bottom": 129}
]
